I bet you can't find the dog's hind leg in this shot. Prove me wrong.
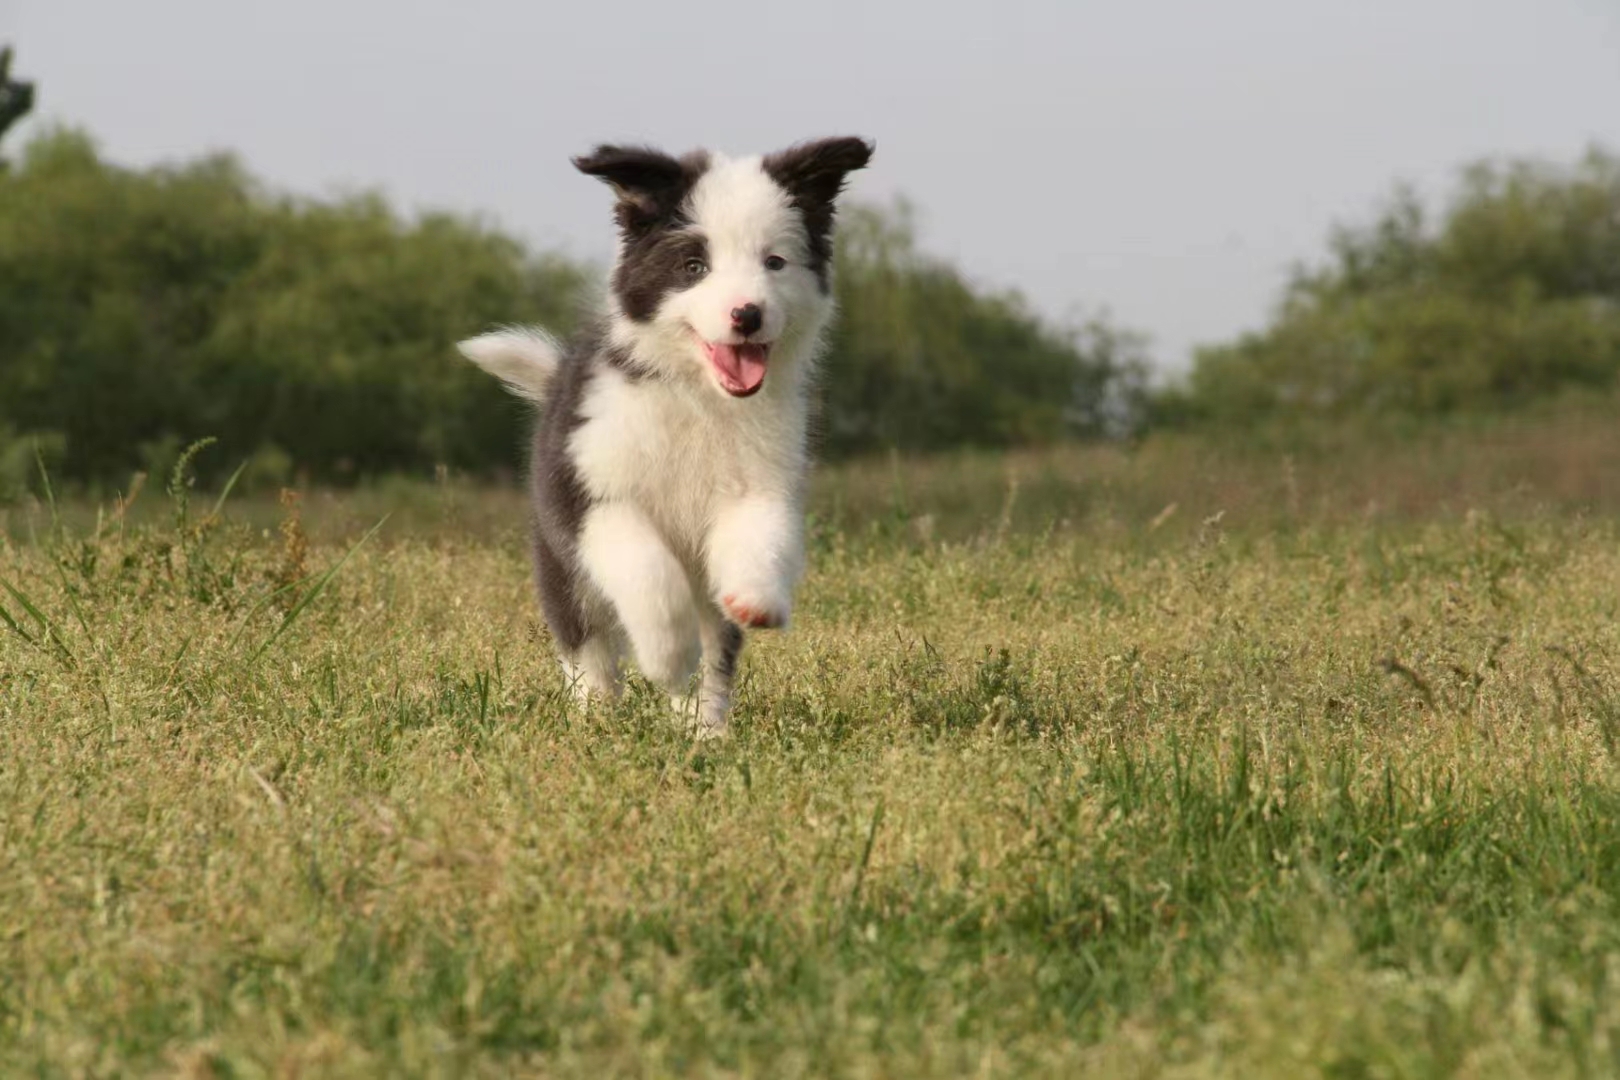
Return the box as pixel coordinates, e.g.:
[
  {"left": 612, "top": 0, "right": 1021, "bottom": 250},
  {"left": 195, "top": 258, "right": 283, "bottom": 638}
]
[
  {"left": 534, "top": 535, "right": 622, "bottom": 705},
  {"left": 578, "top": 503, "right": 701, "bottom": 693},
  {"left": 673, "top": 607, "right": 745, "bottom": 737}
]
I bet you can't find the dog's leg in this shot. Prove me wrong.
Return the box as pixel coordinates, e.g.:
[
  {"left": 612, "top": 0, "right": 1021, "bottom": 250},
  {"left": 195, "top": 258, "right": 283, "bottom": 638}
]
[
  {"left": 535, "top": 536, "right": 622, "bottom": 705},
  {"left": 534, "top": 535, "right": 623, "bottom": 706},
  {"left": 579, "top": 503, "right": 701, "bottom": 692},
  {"left": 560, "top": 633, "right": 622, "bottom": 705},
  {"left": 707, "top": 496, "right": 803, "bottom": 630},
  {"left": 672, "top": 607, "right": 745, "bottom": 737}
]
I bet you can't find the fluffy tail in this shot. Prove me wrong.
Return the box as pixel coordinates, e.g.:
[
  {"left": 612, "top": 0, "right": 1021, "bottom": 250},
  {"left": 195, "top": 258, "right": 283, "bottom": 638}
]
[{"left": 456, "top": 326, "right": 562, "bottom": 403}]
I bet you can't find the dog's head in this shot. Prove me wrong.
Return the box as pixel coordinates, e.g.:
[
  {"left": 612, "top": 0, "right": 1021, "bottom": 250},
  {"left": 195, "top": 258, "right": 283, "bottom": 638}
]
[{"left": 575, "top": 137, "right": 873, "bottom": 398}]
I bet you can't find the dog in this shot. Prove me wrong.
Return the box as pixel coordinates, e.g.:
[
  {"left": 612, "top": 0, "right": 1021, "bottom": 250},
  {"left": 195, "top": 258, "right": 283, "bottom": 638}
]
[{"left": 458, "top": 137, "right": 873, "bottom": 736}]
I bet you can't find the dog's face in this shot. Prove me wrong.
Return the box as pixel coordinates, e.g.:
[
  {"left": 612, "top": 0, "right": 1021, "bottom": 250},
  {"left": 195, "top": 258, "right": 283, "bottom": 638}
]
[{"left": 576, "top": 137, "right": 873, "bottom": 398}]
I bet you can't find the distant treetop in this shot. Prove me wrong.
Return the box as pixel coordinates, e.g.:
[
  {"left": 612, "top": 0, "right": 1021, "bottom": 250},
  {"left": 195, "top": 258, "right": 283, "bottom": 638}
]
[{"left": 0, "top": 46, "right": 36, "bottom": 160}]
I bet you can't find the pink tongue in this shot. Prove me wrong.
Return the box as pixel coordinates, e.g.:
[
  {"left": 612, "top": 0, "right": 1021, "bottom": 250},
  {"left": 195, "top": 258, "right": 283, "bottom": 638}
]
[{"left": 709, "top": 343, "right": 768, "bottom": 395}]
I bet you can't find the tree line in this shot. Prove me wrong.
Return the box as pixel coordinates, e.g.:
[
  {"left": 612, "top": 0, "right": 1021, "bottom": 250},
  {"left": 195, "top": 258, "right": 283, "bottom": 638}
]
[
  {"left": 1164, "top": 147, "right": 1620, "bottom": 425},
  {"left": 2, "top": 107, "right": 1617, "bottom": 496},
  {"left": 0, "top": 127, "right": 1149, "bottom": 493}
]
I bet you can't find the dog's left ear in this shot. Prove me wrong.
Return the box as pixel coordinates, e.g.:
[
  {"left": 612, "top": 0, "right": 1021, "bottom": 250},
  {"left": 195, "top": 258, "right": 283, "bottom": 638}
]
[{"left": 763, "top": 137, "right": 875, "bottom": 211}]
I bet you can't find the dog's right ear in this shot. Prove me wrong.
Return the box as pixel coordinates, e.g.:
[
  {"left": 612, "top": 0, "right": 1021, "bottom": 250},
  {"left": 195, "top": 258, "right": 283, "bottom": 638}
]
[{"left": 573, "top": 145, "right": 700, "bottom": 235}]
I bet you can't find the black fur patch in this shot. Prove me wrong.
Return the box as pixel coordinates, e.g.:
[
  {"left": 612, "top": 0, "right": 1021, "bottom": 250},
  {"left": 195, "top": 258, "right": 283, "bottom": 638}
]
[
  {"left": 527, "top": 323, "right": 676, "bottom": 651},
  {"left": 603, "top": 340, "right": 658, "bottom": 382},
  {"left": 763, "top": 137, "right": 875, "bottom": 291},
  {"left": 575, "top": 145, "right": 713, "bottom": 323},
  {"left": 713, "top": 622, "right": 745, "bottom": 684},
  {"left": 526, "top": 328, "right": 604, "bottom": 654},
  {"left": 613, "top": 230, "right": 710, "bottom": 323},
  {"left": 573, "top": 145, "right": 710, "bottom": 238}
]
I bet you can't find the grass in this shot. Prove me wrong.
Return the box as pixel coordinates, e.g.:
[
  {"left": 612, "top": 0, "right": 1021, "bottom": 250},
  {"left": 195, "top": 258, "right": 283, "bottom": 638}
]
[{"left": 3, "top": 423, "right": 1620, "bottom": 1076}]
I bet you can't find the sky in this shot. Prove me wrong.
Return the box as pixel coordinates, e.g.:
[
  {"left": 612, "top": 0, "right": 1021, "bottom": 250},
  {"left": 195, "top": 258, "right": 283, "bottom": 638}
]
[{"left": 5, "top": 0, "right": 1620, "bottom": 373}]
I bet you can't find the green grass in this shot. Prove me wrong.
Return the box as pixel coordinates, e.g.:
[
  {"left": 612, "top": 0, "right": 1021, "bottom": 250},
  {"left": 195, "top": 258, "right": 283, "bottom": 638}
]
[{"left": 3, "top": 431, "right": 1620, "bottom": 1076}]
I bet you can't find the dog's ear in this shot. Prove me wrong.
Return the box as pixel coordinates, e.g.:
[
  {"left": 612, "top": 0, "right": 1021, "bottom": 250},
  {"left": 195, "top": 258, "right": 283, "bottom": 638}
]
[
  {"left": 573, "top": 145, "right": 702, "bottom": 235},
  {"left": 763, "top": 138, "right": 874, "bottom": 284},
  {"left": 763, "top": 137, "right": 874, "bottom": 212}
]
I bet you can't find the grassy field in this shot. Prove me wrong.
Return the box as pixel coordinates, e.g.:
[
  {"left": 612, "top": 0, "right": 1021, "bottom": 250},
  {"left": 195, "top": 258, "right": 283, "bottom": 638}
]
[{"left": 4, "top": 419, "right": 1620, "bottom": 1077}]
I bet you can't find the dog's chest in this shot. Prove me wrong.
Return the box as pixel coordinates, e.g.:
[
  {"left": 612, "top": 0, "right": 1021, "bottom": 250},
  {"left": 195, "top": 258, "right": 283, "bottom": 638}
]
[{"left": 571, "top": 372, "right": 804, "bottom": 553}]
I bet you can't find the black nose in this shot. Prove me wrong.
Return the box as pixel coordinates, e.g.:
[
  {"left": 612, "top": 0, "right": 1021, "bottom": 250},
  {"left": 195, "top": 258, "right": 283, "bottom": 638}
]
[{"left": 730, "top": 303, "right": 763, "bottom": 337}]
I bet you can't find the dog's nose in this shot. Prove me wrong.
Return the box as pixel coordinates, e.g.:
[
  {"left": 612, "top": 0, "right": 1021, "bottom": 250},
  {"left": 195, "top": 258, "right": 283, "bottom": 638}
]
[{"left": 730, "top": 303, "right": 763, "bottom": 337}]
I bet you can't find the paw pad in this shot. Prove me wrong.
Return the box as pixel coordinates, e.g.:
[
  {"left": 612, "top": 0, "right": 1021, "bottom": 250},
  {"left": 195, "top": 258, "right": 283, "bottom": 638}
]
[{"left": 722, "top": 595, "right": 784, "bottom": 630}]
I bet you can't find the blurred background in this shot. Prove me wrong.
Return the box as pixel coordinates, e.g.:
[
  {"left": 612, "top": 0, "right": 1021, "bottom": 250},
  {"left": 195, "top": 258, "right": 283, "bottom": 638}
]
[{"left": 1, "top": 0, "right": 1618, "bottom": 506}]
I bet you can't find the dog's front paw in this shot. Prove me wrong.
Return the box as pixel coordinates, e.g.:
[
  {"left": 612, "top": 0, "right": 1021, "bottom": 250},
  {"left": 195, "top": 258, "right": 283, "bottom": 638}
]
[{"left": 721, "top": 593, "right": 789, "bottom": 631}]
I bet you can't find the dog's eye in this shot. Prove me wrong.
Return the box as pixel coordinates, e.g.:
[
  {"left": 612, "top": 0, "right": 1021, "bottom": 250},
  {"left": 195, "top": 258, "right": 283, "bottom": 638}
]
[
  {"left": 764, "top": 255, "right": 787, "bottom": 272},
  {"left": 683, "top": 257, "right": 708, "bottom": 278}
]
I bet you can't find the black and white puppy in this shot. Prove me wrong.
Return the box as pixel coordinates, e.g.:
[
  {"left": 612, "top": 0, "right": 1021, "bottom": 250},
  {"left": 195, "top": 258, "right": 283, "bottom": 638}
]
[{"left": 459, "top": 137, "right": 873, "bottom": 735}]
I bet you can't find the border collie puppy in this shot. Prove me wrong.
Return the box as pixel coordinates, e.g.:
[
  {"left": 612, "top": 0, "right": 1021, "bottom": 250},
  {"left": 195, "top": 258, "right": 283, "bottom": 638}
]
[{"left": 458, "top": 137, "right": 873, "bottom": 736}]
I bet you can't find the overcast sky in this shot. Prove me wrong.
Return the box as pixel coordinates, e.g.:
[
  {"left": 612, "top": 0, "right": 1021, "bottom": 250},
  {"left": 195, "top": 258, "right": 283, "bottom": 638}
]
[{"left": 6, "top": 0, "right": 1620, "bottom": 372}]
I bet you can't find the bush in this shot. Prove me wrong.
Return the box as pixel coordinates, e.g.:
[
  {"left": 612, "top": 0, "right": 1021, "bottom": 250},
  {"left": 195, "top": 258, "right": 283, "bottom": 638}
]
[
  {"left": 824, "top": 201, "right": 1150, "bottom": 454},
  {"left": 1177, "top": 147, "right": 1620, "bottom": 423}
]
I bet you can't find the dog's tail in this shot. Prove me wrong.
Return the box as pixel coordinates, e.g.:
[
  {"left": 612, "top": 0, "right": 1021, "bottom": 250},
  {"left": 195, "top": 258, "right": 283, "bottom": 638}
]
[{"left": 457, "top": 326, "right": 562, "bottom": 403}]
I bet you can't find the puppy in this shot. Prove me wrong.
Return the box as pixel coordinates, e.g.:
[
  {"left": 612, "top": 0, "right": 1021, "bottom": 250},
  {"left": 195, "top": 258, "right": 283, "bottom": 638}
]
[{"left": 459, "top": 137, "right": 872, "bottom": 735}]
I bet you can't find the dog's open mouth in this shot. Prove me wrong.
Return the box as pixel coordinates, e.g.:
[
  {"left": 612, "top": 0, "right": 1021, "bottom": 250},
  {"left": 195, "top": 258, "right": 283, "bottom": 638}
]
[{"left": 702, "top": 341, "right": 770, "bottom": 398}]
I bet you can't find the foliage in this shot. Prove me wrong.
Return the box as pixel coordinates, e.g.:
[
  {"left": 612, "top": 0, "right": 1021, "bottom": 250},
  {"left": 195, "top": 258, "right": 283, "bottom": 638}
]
[
  {"left": 1174, "top": 147, "right": 1620, "bottom": 423},
  {"left": 0, "top": 128, "right": 587, "bottom": 488},
  {"left": 0, "top": 45, "right": 35, "bottom": 169},
  {"left": 0, "top": 130, "right": 1144, "bottom": 491},
  {"left": 825, "top": 202, "right": 1150, "bottom": 453}
]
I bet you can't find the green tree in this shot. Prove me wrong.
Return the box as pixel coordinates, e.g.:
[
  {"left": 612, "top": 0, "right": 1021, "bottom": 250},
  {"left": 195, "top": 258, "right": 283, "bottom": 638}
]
[
  {"left": 0, "top": 46, "right": 35, "bottom": 168},
  {"left": 0, "top": 128, "right": 585, "bottom": 487},
  {"left": 1178, "top": 147, "right": 1620, "bottom": 423},
  {"left": 824, "top": 201, "right": 1149, "bottom": 455}
]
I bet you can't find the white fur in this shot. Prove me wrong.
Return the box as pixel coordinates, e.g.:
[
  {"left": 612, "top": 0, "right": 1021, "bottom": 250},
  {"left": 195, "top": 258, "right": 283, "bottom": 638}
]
[
  {"left": 569, "top": 359, "right": 811, "bottom": 736},
  {"left": 706, "top": 495, "right": 803, "bottom": 628},
  {"left": 456, "top": 327, "right": 562, "bottom": 402},
  {"left": 561, "top": 632, "right": 621, "bottom": 704},
  {"left": 578, "top": 502, "right": 702, "bottom": 689}
]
